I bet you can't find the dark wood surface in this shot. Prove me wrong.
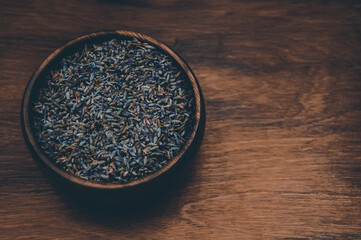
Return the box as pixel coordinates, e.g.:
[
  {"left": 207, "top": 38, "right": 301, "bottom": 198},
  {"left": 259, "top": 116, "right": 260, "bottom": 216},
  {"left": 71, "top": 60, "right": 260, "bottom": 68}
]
[{"left": 1, "top": 0, "right": 361, "bottom": 239}]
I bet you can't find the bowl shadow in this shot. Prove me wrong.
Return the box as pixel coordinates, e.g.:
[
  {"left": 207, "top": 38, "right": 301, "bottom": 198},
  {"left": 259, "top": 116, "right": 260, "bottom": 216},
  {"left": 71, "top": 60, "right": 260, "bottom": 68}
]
[{"left": 57, "top": 154, "right": 199, "bottom": 226}]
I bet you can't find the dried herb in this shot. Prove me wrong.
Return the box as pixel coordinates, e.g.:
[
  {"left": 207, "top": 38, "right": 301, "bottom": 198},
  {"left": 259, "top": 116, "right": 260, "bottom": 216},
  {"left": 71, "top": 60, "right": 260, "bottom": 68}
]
[{"left": 32, "top": 38, "right": 195, "bottom": 183}]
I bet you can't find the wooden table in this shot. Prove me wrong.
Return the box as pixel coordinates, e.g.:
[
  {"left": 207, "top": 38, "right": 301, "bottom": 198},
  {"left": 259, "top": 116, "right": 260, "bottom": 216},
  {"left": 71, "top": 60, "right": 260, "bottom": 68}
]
[{"left": 1, "top": 1, "right": 361, "bottom": 239}]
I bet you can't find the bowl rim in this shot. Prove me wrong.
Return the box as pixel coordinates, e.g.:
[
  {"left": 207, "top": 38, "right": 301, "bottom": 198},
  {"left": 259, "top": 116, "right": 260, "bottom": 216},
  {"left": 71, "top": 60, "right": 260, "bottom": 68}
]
[{"left": 21, "top": 30, "right": 203, "bottom": 190}]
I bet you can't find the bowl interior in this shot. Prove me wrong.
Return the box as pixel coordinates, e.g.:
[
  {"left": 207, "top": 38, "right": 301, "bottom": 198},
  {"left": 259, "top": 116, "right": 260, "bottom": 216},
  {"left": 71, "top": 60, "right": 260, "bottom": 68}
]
[{"left": 22, "top": 30, "right": 202, "bottom": 190}]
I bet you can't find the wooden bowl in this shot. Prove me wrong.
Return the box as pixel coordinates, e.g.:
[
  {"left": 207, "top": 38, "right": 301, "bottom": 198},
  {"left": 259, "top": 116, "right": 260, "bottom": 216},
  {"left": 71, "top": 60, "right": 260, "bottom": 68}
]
[{"left": 21, "top": 30, "right": 205, "bottom": 201}]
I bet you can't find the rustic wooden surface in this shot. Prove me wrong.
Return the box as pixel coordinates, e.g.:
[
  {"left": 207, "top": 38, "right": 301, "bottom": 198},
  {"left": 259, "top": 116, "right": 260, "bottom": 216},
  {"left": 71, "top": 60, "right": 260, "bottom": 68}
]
[{"left": 1, "top": 0, "right": 361, "bottom": 239}]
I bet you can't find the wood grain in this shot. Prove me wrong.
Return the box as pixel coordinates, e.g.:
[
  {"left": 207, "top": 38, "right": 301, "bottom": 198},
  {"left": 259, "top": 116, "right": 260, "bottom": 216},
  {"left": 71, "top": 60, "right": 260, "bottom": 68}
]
[{"left": 1, "top": 0, "right": 361, "bottom": 239}]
